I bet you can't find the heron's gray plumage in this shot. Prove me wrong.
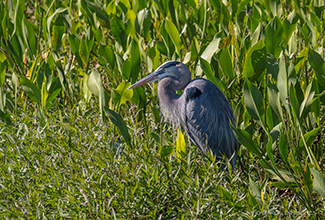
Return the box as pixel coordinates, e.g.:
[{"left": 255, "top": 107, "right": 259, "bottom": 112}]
[{"left": 129, "top": 61, "right": 238, "bottom": 170}]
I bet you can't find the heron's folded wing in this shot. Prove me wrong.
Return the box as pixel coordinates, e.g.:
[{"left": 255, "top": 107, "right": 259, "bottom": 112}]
[{"left": 183, "top": 80, "right": 238, "bottom": 161}]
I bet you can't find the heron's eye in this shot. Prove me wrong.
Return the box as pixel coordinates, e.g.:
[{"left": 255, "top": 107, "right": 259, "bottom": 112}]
[{"left": 161, "top": 68, "right": 165, "bottom": 72}]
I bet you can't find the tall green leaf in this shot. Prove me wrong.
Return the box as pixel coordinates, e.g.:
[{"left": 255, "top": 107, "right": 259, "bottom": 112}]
[
  {"left": 104, "top": 106, "right": 131, "bottom": 147},
  {"left": 243, "top": 40, "right": 266, "bottom": 80},
  {"left": 244, "top": 80, "right": 265, "bottom": 131},
  {"left": 20, "top": 75, "right": 41, "bottom": 104},
  {"left": 165, "top": 20, "right": 182, "bottom": 57}
]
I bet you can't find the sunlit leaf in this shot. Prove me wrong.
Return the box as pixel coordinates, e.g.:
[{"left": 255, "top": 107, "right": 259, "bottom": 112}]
[
  {"left": 176, "top": 129, "right": 187, "bottom": 159},
  {"left": 112, "top": 82, "right": 133, "bottom": 108},
  {"left": 201, "top": 37, "right": 221, "bottom": 63},
  {"left": 165, "top": 19, "right": 182, "bottom": 57}
]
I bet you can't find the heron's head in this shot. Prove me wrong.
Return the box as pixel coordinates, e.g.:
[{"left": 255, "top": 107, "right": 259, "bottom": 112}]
[{"left": 128, "top": 61, "right": 191, "bottom": 90}]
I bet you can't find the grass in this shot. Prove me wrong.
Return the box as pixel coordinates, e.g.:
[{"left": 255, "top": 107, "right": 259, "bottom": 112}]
[{"left": 0, "top": 99, "right": 323, "bottom": 219}]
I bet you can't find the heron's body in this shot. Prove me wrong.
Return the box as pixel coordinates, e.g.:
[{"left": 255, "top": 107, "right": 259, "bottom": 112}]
[{"left": 129, "top": 61, "right": 238, "bottom": 169}]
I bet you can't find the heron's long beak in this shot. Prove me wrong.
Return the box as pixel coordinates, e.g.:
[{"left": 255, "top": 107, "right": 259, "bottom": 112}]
[{"left": 128, "top": 71, "right": 161, "bottom": 89}]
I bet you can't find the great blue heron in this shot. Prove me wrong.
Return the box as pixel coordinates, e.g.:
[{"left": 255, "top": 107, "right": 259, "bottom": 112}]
[{"left": 129, "top": 61, "right": 238, "bottom": 169}]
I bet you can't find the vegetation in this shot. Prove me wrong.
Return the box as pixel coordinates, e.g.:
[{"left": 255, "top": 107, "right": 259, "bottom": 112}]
[{"left": 0, "top": 0, "right": 325, "bottom": 219}]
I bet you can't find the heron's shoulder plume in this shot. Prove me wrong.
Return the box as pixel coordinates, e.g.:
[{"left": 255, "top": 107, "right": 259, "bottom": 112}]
[{"left": 186, "top": 87, "right": 202, "bottom": 101}]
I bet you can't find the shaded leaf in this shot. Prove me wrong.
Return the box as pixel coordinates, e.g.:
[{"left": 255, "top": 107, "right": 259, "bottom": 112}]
[
  {"left": 244, "top": 80, "right": 265, "bottom": 130},
  {"left": 232, "top": 128, "right": 262, "bottom": 157},
  {"left": 104, "top": 106, "right": 131, "bottom": 147},
  {"left": 20, "top": 75, "right": 41, "bottom": 103},
  {"left": 310, "top": 168, "right": 325, "bottom": 198}
]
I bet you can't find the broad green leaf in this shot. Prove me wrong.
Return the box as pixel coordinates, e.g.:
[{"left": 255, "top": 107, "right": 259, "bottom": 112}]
[
  {"left": 136, "top": 8, "right": 149, "bottom": 34},
  {"left": 0, "top": 109, "right": 12, "bottom": 125},
  {"left": 244, "top": 80, "right": 265, "bottom": 131},
  {"left": 126, "top": 10, "right": 136, "bottom": 37},
  {"left": 277, "top": 54, "right": 289, "bottom": 106},
  {"left": 83, "top": 73, "right": 92, "bottom": 103},
  {"left": 46, "top": 88, "right": 61, "bottom": 110},
  {"left": 20, "top": 75, "right": 41, "bottom": 104},
  {"left": 232, "top": 128, "right": 262, "bottom": 157},
  {"left": 165, "top": 20, "right": 182, "bottom": 57},
  {"left": 313, "top": 0, "right": 325, "bottom": 7},
  {"left": 266, "top": 135, "right": 275, "bottom": 166},
  {"left": 201, "top": 37, "right": 221, "bottom": 63},
  {"left": 12, "top": 0, "right": 25, "bottom": 39},
  {"left": 22, "top": 17, "right": 36, "bottom": 56},
  {"left": 249, "top": 177, "right": 262, "bottom": 205},
  {"left": 219, "top": 47, "right": 234, "bottom": 79},
  {"left": 176, "top": 129, "right": 187, "bottom": 158},
  {"left": 106, "top": 0, "right": 116, "bottom": 14},
  {"left": 252, "top": 23, "right": 264, "bottom": 46},
  {"left": 247, "top": 190, "right": 258, "bottom": 208},
  {"left": 151, "top": 132, "right": 168, "bottom": 146},
  {"left": 263, "top": 167, "right": 298, "bottom": 183},
  {"left": 279, "top": 132, "right": 288, "bottom": 161},
  {"left": 269, "top": 0, "right": 282, "bottom": 17},
  {"left": 129, "top": 39, "right": 141, "bottom": 82},
  {"left": 282, "top": 10, "right": 298, "bottom": 48},
  {"left": 199, "top": 58, "right": 223, "bottom": 90},
  {"left": 98, "top": 45, "right": 115, "bottom": 71},
  {"left": 302, "top": 165, "right": 313, "bottom": 197},
  {"left": 267, "top": 79, "right": 284, "bottom": 121},
  {"left": 0, "top": 87, "right": 5, "bottom": 111},
  {"left": 299, "top": 82, "right": 315, "bottom": 119},
  {"left": 265, "top": 17, "right": 283, "bottom": 59},
  {"left": 87, "top": 70, "right": 109, "bottom": 117},
  {"left": 299, "top": 127, "right": 321, "bottom": 148},
  {"left": 217, "top": 185, "right": 232, "bottom": 201},
  {"left": 104, "top": 106, "right": 131, "bottom": 147},
  {"left": 85, "top": 1, "right": 110, "bottom": 22},
  {"left": 289, "top": 83, "right": 300, "bottom": 120},
  {"left": 51, "top": 25, "right": 65, "bottom": 52},
  {"left": 0, "top": 61, "right": 5, "bottom": 86},
  {"left": 112, "top": 82, "right": 133, "bottom": 108},
  {"left": 270, "top": 122, "right": 281, "bottom": 146},
  {"left": 308, "top": 49, "right": 325, "bottom": 88},
  {"left": 47, "top": 8, "right": 69, "bottom": 48},
  {"left": 266, "top": 103, "right": 274, "bottom": 130},
  {"left": 87, "top": 70, "right": 102, "bottom": 96},
  {"left": 243, "top": 40, "right": 266, "bottom": 80},
  {"left": 310, "top": 168, "right": 325, "bottom": 198},
  {"left": 41, "top": 77, "right": 48, "bottom": 110},
  {"left": 79, "top": 37, "right": 94, "bottom": 68},
  {"left": 159, "top": 145, "right": 174, "bottom": 158}
]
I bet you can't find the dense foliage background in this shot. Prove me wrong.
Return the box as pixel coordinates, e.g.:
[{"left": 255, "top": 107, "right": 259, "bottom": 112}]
[{"left": 0, "top": 0, "right": 325, "bottom": 219}]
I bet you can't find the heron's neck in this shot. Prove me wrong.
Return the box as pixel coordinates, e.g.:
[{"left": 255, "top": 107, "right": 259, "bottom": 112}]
[{"left": 157, "top": 81, "right": 184, "bottom": 126}]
